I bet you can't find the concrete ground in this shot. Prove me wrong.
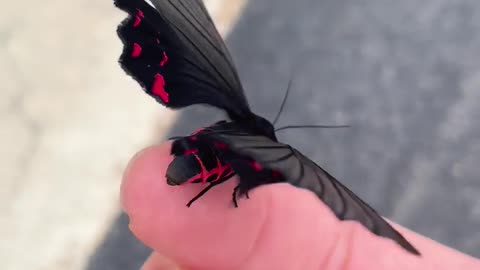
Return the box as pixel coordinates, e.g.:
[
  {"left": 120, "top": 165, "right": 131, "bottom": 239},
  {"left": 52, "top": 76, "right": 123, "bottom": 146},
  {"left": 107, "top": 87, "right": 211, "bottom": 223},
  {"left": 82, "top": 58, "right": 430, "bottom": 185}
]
[
  {"left": 1, "top": 1, "right": 245, "bottom": 269},
  {"left": 3, "top": 0, "right": 480, "bottom": 269}
]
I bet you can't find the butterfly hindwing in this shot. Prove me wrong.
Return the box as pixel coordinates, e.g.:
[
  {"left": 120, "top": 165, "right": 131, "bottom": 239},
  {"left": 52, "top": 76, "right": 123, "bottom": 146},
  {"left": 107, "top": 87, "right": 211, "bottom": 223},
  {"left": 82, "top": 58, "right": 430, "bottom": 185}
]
[
  {"left": 192, "top": 124, "right": 419, "bottom": 255},
  {"left": 115, "top": 0, "right": 252, "bottom": 119}
]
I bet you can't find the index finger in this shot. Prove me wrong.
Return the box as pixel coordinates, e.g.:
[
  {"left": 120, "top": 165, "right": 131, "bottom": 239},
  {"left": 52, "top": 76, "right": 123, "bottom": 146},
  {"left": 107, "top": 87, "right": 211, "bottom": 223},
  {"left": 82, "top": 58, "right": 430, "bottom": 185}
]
[{"left": 121, "top": 142, "right": 480, "bottom": 270}]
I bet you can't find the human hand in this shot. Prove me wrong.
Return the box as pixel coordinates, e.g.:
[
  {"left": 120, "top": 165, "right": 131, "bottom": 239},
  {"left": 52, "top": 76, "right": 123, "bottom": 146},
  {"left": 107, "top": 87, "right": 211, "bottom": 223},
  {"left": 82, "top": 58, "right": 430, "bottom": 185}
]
[{"left": 121, "top": 142, "right": 480, "bottom": 270}]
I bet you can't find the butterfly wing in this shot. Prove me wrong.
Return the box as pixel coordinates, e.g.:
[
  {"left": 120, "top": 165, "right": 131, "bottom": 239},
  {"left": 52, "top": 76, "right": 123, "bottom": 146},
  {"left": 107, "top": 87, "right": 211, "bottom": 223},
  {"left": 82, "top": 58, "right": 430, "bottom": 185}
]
[
  {"left": 115, "top": 0, "right": 252, "bottom": 119},
  {"left": 196, "top": 127, "right": 420, "bottom": 255},
  {"left": 116, "top": 0, "right": 419, "bottom": 256}
]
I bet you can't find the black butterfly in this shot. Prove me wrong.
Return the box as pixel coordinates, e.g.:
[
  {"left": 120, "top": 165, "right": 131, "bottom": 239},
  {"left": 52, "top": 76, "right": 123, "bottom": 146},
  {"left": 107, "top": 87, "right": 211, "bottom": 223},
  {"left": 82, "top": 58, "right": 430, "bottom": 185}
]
[{"left": 115, "top": 0, "right": 420, "bottom": 255}]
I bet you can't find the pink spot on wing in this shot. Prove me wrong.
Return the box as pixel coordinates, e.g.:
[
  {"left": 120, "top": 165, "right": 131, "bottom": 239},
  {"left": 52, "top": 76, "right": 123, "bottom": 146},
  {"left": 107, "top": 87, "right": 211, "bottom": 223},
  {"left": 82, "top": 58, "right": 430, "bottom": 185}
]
[
  {"left": 189, "top": 136, "right": 198, "bottom": 141},
  {"left": 159, "top": 51, "right": 168, "bottom": 66},
  {"left": 152, "top": 74, "right": 169, "bottom": 103},
  {"left": 251, "top": 161, "right": 262, "bottom": 171},
  {"left": 131, "top": 43, "right": 142, "bottom": 58},
  {"left": 156, "top": 38, "right": 160, "bottom": 44}
]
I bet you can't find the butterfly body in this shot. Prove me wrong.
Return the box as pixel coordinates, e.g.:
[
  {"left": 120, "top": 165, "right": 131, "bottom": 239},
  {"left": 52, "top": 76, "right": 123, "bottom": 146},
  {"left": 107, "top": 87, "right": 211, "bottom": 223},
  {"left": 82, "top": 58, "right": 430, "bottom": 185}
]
[
  {"left": 115, "top": 0, "right": 420, "bottom": 255},
  {"left": 166, "top": 117, "right": 278, "bottom": 187}
]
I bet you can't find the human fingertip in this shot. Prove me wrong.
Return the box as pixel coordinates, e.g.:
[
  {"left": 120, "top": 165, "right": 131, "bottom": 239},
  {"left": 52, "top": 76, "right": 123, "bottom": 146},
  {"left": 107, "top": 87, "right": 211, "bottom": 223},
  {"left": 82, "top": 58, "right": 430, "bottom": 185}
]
[{"left": 120, "top": 143, "right": 172, "bottom": 214}]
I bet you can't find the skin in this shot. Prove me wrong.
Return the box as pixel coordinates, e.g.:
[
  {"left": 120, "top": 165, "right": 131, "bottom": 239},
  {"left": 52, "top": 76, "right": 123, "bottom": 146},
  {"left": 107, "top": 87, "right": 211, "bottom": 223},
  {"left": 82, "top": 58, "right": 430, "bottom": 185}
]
[{"left": 121, "top": 142, "right": 480, "bottom": 270}]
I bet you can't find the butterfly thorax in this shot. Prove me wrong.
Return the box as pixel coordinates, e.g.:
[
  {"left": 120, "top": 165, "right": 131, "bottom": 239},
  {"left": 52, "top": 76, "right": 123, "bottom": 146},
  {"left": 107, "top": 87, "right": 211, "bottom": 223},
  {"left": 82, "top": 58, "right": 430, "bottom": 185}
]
[
  {"left": 166, "top": 115, "right": 275, "bottom": 186},
  {"left": 240, "top": 114, "right": 278, "bottom": 142},
  {"left": 205, "top": 114, "right": 277, "bottom": 141}
]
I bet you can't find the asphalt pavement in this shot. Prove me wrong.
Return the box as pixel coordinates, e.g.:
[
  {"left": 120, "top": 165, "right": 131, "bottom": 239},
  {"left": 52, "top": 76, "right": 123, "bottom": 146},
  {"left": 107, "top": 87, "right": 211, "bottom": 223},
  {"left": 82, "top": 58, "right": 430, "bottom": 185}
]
[{"left": 87, "top": 0, "right": 480, "bottom": 268}]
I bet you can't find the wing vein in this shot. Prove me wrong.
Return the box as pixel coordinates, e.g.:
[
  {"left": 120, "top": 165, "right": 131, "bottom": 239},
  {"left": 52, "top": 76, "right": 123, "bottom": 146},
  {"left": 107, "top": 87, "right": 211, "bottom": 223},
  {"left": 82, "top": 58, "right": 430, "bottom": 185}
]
[
  {"left": 291, "top": 149, "right": 305, "bottom": 185},
  {"left": 260, "top": 152, "right": 294, "bottom": 163},
  {"left": 159, "top": 4, "right": 239, "bottom": 95}
]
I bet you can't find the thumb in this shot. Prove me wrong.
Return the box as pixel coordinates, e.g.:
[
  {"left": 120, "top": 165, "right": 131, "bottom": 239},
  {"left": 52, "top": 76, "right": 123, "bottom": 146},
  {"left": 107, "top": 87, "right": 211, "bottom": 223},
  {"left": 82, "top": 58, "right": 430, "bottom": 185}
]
[{"left": 122, "top": 143, "right": 480, "bottom": 270}]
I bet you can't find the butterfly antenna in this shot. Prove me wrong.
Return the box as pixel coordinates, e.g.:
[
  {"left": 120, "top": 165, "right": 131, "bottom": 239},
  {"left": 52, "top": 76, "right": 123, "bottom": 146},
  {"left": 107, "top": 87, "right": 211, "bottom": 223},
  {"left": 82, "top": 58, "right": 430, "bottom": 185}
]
[
  {"left": 275, "top": 124, "right": 350, "bottom": 132},
  {"left": 272, "top": 76, "right": 294, "bottom": 126}
]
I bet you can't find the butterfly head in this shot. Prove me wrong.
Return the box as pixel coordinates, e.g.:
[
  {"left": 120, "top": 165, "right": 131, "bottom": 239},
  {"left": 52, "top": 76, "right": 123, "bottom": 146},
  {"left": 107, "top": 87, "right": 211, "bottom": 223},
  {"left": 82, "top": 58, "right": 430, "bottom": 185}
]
[{"left": 247, "top": 115, "right": 278, "bottom": 141}]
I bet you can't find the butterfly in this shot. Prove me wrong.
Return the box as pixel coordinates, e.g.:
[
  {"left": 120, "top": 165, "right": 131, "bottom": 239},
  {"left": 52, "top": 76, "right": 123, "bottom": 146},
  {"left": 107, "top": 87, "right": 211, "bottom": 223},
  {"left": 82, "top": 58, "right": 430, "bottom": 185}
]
[{"left": 114, "top": 0, "right": 420, "bottom": 255}]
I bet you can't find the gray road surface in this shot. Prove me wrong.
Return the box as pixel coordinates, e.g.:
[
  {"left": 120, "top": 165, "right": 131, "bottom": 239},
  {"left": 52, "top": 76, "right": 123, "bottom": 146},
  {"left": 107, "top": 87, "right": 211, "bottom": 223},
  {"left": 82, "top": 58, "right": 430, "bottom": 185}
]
[{"left": 87, "top": 0, "right": 480, "bottom": 268}]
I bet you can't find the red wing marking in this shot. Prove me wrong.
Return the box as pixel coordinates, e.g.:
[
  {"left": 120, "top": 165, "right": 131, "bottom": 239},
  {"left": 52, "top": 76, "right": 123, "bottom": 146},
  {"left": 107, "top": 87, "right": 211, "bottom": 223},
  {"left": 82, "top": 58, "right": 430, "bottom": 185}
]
[
  {"left": 160, "top": 51, "right": 168, "bottom": 66},
  {"left": 133, "top": 9, "right": 144, "bottom": 27},
  {"left": 251, "top": 161, "right": 263, "bottom": 171},
  {"left": 156, "top": 38, "right": 160, "bottom": 44},
  {"left": 131, "top": 43, "right": 142, "bottom": 58},
  {"left": 189, "top": 136, "right": 198, "bottom": 141},
  {"left": 152, "top": 74, "right": 169, "bottom": 103},
  {"left": 184, "top": 149, "right": 198, "bottom": 155}
]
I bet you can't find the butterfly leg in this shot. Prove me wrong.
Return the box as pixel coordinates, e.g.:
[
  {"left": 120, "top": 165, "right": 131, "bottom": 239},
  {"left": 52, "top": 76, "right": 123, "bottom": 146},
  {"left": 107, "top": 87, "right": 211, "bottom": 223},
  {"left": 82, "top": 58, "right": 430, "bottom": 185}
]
[
  {"left": 186, "top": 177, "right": 231, "bottom": 207},
  {"left": 186, "top": 180, "right": 224, "bottom": 207},
  {"left": 232, "top": 185, "right": 240, "bottom": 208},
  {"left": 231, "top": 185, "right": 251, "bottom": 207}
]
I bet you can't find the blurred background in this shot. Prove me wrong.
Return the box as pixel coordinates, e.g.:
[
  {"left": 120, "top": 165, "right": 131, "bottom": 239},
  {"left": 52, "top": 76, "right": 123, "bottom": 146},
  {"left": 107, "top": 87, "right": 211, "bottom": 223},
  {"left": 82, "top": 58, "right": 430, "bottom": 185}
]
[{"left": 1, "top": 0, "right": 479, "bottom": 269}]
